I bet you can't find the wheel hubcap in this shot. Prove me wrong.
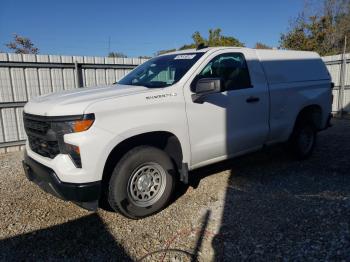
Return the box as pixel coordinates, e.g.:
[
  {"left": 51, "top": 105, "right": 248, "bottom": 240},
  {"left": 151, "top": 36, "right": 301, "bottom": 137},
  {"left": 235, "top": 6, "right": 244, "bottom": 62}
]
[{"left": 128, "top": 163, "right": 166, "bottom": 207}]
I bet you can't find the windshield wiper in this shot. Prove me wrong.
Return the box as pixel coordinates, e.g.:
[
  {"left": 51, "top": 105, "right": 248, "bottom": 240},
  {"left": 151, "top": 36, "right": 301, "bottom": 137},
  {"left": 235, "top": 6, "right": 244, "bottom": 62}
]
[
  {"left": 125, "top": 82, "right": 169, "bottom": 88},
  {"left": 144, "top": 82, "right": 170, "bottom": 88}
]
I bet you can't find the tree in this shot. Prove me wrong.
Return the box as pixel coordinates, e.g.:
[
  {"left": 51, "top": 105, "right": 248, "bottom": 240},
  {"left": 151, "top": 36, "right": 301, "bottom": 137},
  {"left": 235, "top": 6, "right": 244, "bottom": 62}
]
[
  {"left": 280, "top": 0, "right": 350, "bottom": 55},
  {"left": 108, "top": 52, "right": 127, "bottom": 58},
  {"left": 254, "top": 42, "right": 273, "bottom": 49},
  {"left": 138, "top": 55, "right": 152, "bottom": 59},
  {"left": 6, "top": 34, "right": 39, "bottom": 54},
  {"left": 156, "top": 48, "right": 177, "bottom": 56},
  {"left": 156, "top": 28, "right": 244, "bottom": 55},
  {"left": 179, "top": 28, "right": 244, "bottom": 50}
]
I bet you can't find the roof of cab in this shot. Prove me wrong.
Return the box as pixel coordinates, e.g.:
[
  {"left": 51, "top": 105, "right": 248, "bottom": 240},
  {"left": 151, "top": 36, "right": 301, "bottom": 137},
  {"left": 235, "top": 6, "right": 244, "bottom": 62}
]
[
  {"left": 159, "top": 46, "right": 244, "bottom": 56},
  {"left": 160, "top": 46, "right": 321, "bottom": 58}
]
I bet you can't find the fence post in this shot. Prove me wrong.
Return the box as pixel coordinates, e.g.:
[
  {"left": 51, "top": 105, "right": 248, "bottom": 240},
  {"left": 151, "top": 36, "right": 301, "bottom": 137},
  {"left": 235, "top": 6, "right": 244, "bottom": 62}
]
[
  {"left": 338, "top": 36, "right": 347, "bottom": 117},
  {"left": 74, "top": 61, "right": 83, "bottom": 88}
]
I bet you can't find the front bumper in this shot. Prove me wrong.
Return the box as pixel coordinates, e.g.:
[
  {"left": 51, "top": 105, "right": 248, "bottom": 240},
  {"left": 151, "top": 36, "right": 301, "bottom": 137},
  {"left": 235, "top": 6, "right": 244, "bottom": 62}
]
[{"left": 23, "top": 151, "right": 101, "bottom": 211}]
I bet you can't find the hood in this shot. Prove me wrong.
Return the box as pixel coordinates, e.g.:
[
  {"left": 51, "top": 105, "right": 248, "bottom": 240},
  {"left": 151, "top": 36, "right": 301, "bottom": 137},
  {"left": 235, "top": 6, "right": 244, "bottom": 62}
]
[{"left": 24, "top": 84, "right": 151, "bottom": 116}]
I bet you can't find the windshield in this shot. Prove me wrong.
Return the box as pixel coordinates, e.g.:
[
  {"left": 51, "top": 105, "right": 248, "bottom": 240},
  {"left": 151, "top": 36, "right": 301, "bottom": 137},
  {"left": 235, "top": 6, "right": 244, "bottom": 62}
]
[{"left": 118, "top": 53, "right": 204, "bottom": 88}]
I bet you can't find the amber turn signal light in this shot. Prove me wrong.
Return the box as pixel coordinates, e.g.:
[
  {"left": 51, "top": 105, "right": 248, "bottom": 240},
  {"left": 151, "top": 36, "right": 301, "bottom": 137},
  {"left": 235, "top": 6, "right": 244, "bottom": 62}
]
[{"left": 72, "top": 119, "right": 94, "bottom": 133}]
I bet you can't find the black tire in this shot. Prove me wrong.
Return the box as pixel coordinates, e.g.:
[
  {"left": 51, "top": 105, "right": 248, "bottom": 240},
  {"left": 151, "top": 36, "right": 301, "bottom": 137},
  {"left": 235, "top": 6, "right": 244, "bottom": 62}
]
[
  {"left": 108, "top": 146, "right": 175, "bottom": 219},
  {"left": 288, "top": 119, "right": 317, "bottom": 160}
]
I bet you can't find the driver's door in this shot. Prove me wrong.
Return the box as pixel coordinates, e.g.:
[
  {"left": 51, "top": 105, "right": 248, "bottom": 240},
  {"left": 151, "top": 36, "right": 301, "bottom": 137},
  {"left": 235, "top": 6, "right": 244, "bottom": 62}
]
[{"left": 184, "top": 49, "right": 269, "bottom": 168}]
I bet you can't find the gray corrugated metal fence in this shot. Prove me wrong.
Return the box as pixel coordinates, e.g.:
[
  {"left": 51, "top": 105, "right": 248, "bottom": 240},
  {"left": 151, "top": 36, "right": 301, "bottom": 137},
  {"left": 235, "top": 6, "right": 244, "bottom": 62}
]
[
  {"left": 0, "top": 53, "right": 147, "bottom": 153},
  {"left": 0, "top": 52, "right": 348, "bottom": 153},
  {"left": 322, "top": 53, "right": 350, "bottom": 113}
]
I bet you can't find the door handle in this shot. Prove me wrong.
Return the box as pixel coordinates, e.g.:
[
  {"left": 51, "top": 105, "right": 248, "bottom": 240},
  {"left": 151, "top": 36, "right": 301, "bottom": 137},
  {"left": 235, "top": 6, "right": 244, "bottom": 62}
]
[{"left": 246, "top": 96, "right": 260, "bottom": 103}]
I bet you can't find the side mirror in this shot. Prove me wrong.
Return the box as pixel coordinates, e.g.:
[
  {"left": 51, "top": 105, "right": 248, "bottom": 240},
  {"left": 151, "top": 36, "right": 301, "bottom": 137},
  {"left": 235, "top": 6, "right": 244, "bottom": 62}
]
[{"left": 191, "top": 78, "right": 223, "bottom": 103}]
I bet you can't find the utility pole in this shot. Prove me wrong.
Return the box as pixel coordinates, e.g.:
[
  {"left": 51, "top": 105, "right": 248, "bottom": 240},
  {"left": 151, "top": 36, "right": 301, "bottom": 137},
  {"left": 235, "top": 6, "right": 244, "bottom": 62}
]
[
  {"left": 108, "top": 36, "right": 111, "bottom": 54},
  {"left": 338, "top": 36, "right": 347, "bottom": 118}
]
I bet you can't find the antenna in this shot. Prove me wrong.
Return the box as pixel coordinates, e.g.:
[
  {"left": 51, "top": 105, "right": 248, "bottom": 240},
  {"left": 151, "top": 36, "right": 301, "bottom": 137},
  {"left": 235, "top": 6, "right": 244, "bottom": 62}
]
[{"left": 108, "top": 36, "right": 111, "bottom": 54}]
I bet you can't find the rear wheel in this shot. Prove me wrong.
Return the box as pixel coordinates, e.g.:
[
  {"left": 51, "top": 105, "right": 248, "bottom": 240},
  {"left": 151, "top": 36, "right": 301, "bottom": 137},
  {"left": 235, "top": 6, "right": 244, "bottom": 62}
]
[
  {"left": 288, "top": 120, "right": 317, "bottom": 160},
  {"left": 108, "top": 146, "right": 175, "bottom": 219}
]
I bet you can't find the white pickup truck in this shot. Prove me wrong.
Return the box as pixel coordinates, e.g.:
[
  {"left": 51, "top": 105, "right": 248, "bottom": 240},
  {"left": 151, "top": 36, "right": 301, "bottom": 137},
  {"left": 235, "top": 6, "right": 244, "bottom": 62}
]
[{"left": 22, "top": 47, "right": 332, "bottom": 218}]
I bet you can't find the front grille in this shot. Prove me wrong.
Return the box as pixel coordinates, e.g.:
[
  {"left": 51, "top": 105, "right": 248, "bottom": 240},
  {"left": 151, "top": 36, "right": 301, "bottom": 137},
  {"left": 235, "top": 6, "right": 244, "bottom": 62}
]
[
  {"left": 23, "top": 114, "right": 60, "bottom": 159},
  {"left": 24, "top": 118, "right": 50, "bottom": 135}
]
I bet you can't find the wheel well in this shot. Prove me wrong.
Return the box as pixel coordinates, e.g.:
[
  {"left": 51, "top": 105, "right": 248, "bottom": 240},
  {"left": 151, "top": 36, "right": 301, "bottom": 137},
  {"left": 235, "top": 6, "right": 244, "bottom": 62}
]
[
  {"left": 102, "top": 131, "right": 183, "bottom": 188},
  {"left": 294, "top": 105, "right": 323, "bottom": 130}
]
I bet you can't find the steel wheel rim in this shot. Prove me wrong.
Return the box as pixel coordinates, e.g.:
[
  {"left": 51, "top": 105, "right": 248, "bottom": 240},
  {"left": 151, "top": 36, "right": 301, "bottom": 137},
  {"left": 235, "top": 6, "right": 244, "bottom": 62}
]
[
  {"left": 298, "top": 127, "right": 314, "bottom": 154},
  {"left": 127, "top": 162, "right": 167, "bottom": 207}
]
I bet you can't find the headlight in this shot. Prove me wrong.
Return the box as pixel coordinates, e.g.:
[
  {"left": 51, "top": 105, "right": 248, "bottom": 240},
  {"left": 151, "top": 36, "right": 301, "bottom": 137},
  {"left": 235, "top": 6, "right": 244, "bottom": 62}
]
[
  {"left": 51, "top": 114, "right": 95, "bottom": 135},
  {"left": 51, "top": 114, "right": 95, "bottom": 168}
]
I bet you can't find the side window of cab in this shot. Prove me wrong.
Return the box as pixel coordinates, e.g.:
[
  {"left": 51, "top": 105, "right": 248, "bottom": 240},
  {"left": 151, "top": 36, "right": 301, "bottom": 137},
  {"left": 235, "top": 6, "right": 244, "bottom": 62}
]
[{"left": 198, "top": 53, "right": 252, "bottom": 91}]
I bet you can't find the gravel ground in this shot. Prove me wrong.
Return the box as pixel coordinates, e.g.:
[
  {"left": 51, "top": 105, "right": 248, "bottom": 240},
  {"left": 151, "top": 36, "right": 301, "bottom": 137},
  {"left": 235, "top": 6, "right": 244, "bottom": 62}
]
[{"left": 0, "top": 118, "right": 349, "bottom": 261}]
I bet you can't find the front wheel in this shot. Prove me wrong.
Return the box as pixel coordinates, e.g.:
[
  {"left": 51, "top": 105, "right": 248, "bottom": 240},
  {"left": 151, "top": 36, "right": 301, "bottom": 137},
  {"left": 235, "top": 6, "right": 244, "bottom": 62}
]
[
  {"left": 108, "top": 146, "right": 175, "bottom": 219},
  {"left": 288, "top": 121, "right": 317, "bottom": 160}
]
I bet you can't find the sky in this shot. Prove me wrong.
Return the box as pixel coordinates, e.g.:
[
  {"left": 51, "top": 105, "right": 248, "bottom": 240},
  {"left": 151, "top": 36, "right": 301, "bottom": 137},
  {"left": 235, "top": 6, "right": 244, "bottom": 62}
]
[{"left": 0, "top": 0, "right": 304, "bottom": 57}]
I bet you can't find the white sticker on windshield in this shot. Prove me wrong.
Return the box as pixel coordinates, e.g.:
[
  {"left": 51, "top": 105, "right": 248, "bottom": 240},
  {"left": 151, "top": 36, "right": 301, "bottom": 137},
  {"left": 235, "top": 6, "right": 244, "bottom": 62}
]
[{"left": 174, "top": 54, "right": 196, "bottom": 60}]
